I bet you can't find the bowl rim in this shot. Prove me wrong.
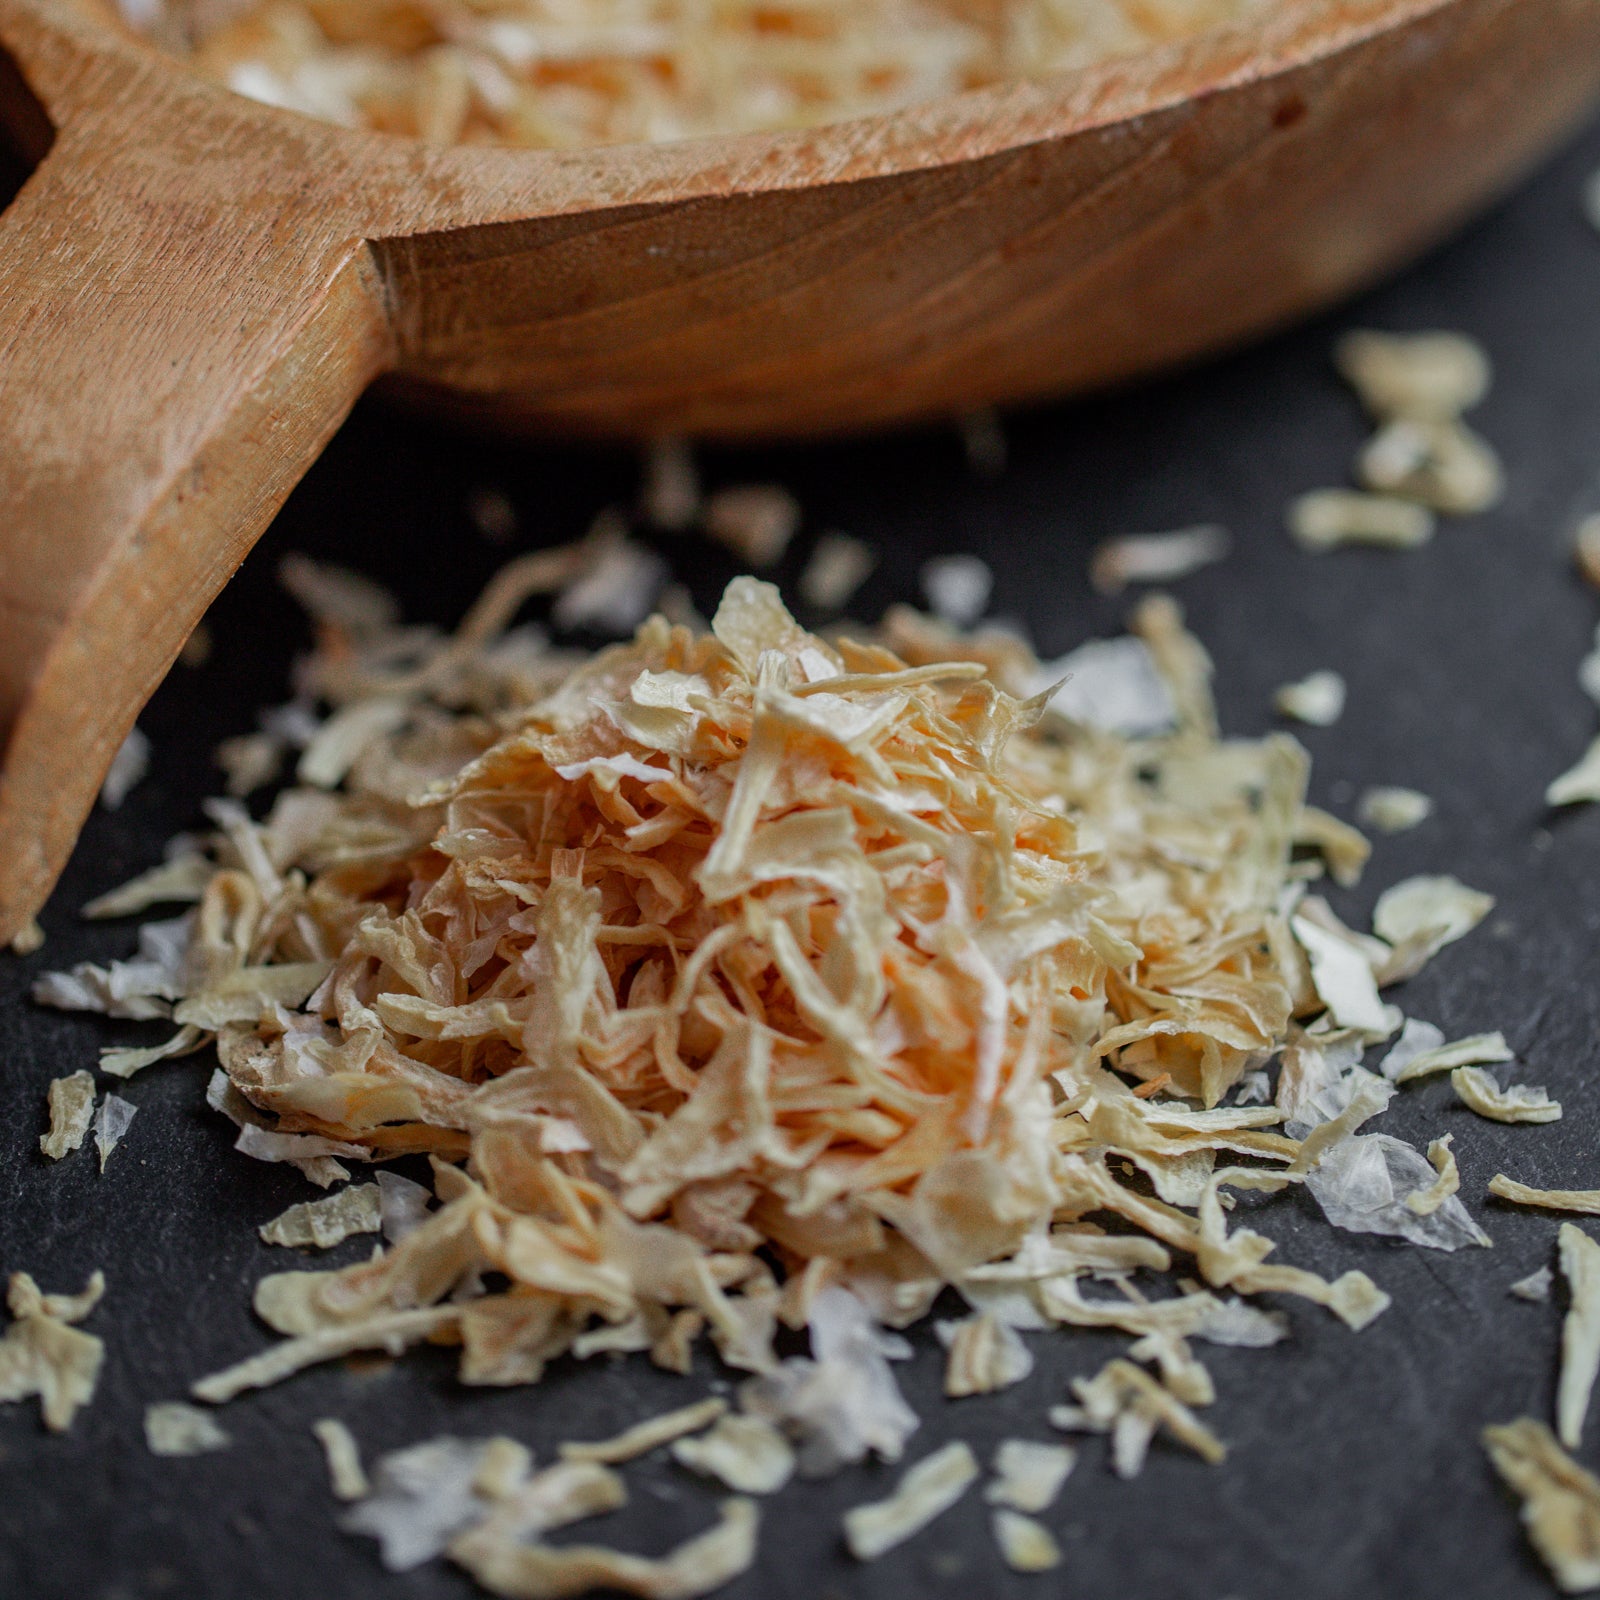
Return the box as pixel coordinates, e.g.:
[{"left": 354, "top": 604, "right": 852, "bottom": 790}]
[{"left": 4, "top": 0, "right": 1458, "bottom": 229}]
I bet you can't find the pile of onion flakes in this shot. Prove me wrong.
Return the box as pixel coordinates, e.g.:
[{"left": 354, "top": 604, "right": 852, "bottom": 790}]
[{"left": 29, "top": 556, "right": 1530, "bottom": 1594}]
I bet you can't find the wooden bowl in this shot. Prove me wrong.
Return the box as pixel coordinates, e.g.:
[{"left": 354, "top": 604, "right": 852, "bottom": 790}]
[{"left": 0, "top": 0, "right": 1597, "bottom": 941}]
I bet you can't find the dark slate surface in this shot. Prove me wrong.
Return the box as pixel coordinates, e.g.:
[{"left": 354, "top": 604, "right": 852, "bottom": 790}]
[{"left": 6, "top": 110, "right": 1600, "bottom": 1600}]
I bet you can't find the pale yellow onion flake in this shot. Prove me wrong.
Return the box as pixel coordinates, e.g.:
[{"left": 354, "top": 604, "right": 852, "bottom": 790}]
[
  {"left": 1358, "top": 786, "right": 1433, "bottom": 834},
  {"left": 1048, "top": 1358, "right": 1224, "bottom": 1477},
  {"left": 984, "top": 1439, "right": 1075, "bottom": 1513},
  {"left": 843, "top": 1441, "right": 980, "bottom": 1561},
  {"left": 1334, "top": 329, "right": 1491, "bottom": 421},
  {"left": 1372, "top": 874, "right": 1494, "bottom": 952},
  {"left": 216, "top": 731, "right": 284, "bottom": 798},
  {"left": 1549, "top": 737, "right": 1600, "bottom": 807},
  {"left": 452, "top": 1495, "right": 758, "bottom": 1600},
  {"left": 1295, "top": 806, "right": 1370, "bottom": 888},
  {"left": 1405, "top": 1136, "right": 1460, "bottom": 1218},
  {"left": 1274, "top": 671, "right": 1345, "bottom": 728},
  {"left": 475, "top": 1437, "right": 536, "bottom": 1502},
  {"left": 1491, "top": 1177, "right": 1600, "bottom": 1217},
  {"left": 670, "top": 1413, "right": 795, "bottom": 1494},
  {"left": 298, "top": 698, "right": 412, "bottom": 789},
  {"left": 1484, "top": 1418, "right": 1600, "bottom": 1594},
  {"left": 1560, "top": 1224, "right": 1600, "bottom": 1450},
  {"left": 313, "top": 1417, "right": 371, "bottom": 1500},
  {"left": 1453, "top": 1067, "right": 1562, "bottom": 1125},
  {"left": 0, "top": 1271, "right": 106, "bottom": 1432},
  {"left": 191, "top": 1307, "right": 462, "bottom": 1404},
  {"left": 1288, "top": 490, "right": 1435, "bottom": 552},
  {"left": 920, "top": 556, "right": 993, "bottom": 628},
  {"left": 559, "top": 1398, "right": 728, "bottom": 1464},
  {"left": 101, "top": 1024, "right": 205, "bottom": 1080},
  {"left": 459, "top": 1458, "right": 626, "bottom": 1552},
  {"left": 1393, "top": 1031, "right": 1514, "bottom": 1084},
  {"left": 939, "top": 1312, "right": 1034, "bottom": 1398},
  {"left": 145, "top": 1401, "right": 231, "bottom": 1456},
  {"left": 1513, "top": 1268, "right": 1556, "bottom": 1303},
  {"left": 1356, "top": 417, "right": 1503, "bottom": 514},
  {"left": 260, "top": 1184, "right": 383, "bottom": 1250},
  {"left": 991, "top": 1509, "right": 1062, "bottom": 1572},
  {"left": 101, "top": 727, "right": 151, "bottom": 810},
  {"left": 40, "top": 1071, "right": 95, "bottom": 1160}
]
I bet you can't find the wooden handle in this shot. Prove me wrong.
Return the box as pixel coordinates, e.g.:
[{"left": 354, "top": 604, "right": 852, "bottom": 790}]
[{"left": 0, "top": 87, "right": 393, "bottom": 940}]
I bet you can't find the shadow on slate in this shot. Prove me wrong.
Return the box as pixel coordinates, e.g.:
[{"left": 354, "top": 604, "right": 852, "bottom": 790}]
[{"left": 6, "top": 108, "right": 1600, "bottom": 1600}]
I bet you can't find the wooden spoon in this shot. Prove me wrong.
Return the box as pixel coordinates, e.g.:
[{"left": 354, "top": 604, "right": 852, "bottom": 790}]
[{"left": 0, "top": 0, "right": 1596, "bottom": 942}]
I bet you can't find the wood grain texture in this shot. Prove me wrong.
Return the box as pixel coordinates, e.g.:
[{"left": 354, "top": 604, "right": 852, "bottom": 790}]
[{"left": 0, "top": 0, "right": 1597, "bottom": 941}]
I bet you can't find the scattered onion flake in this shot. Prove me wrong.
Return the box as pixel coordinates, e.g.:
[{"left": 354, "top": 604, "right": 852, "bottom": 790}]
[
  {"left": 799, "top": 533, "right": 876, "bottom": 614},
  {"left": 985, "top": 1439, "right": 1076, "bottom": 1513},
  {"left": 1274, "top": 670, "right": 1346, "bottom": 727},
  {"left": 992, "top": 1508, "right": 1063, "bottom": 1572},
  {"left": 191, "top": 1307, "right": 462, "bottom": 1404},
  {"left": 671, "top": 1413, "right": 796, "bottom": 1494},
  {"left": 260, "top": 1184, "right": 383, "bottom": 1250},
  {"left": 1405, "top": 1135, "right": 1460, "bottom": 1219},
  {"left": 1288, "top": 490, "right": 1435, "bottom": 551},
  {"left": 1088, "top": 525, "right": 1230, "bottom": 595},
  {"left": 1452, "top": 1067, "right": 1562, "bottom": 1125},
  {"left": 0, "top": 1270, "right": 106, "bottom": 1433},
  {"left": 1388, "top": 1029, "right": 1514, "bottom": 1085},
  {"left": 938, "top": 1312, "right": 1034, "bottom": 1397},
  {"left": 343, "top": 1436, "right": 515, "bottom": 1572},
  {"left": 559, "top": 1398, "right": 728, "bottom": 1464},
  {"left": 102, "top": 727, "right": 151, "bottom": 811},
  {"left": 920, "top": 554, "right": 994, "bottom": 628},
  {"left": 702, "top": 486, "right": 802, "bottom": 570},
  {"left": 145, "top": 1400, "right": 231, "bottom": 1456},
  {"left": 1513, "top": 1268, "right": 1557, "bottom": 1303},
  {"left": 314, "top": 1417, "right": 371, "bottom": 1501},
  {"left": 39, "top": 1070, "right": 95, "bottom": 1160},
  {"left": 1484, "top": 1418, "right": 1600, "bottom": 1595},
  {"left": 1491, "top": 1177, "right": 1600, "bottom": 1217},
  {"left": 94, "top": 1093, "right": 137, "bottom": 1172},
  {"left": 454, "top": 1493, "right": 759, "bottom": 1600},
  {"left": 1549, "top": 736, "right": 1600, "bottom": 807},
  {"left": 1372, "top": 874, "right": 1494, "bottom": 954},
  {"left": 843, "top": 1441, "right": 980, "bottom": 1561},
  {"left": 1334, "top": 330, "right": 1492, "bottom": 422},
  {"left": 1358, "top": 786, "right": 1433, "bottom": 834},
  {"left": 1050, "top": 1358, "right": 1225, "bottom": 1478},
  {"left": 1558, "top": 1224, "right": 1600, "bottom": 1449},
  {"left": 1356, "top": 417, "right": 1503, "bottom": 515}
]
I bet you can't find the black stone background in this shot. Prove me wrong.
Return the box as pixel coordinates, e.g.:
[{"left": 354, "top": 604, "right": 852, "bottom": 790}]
[{"left": 6, "top": 110, "right": 1600, "bottom": 1600}]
